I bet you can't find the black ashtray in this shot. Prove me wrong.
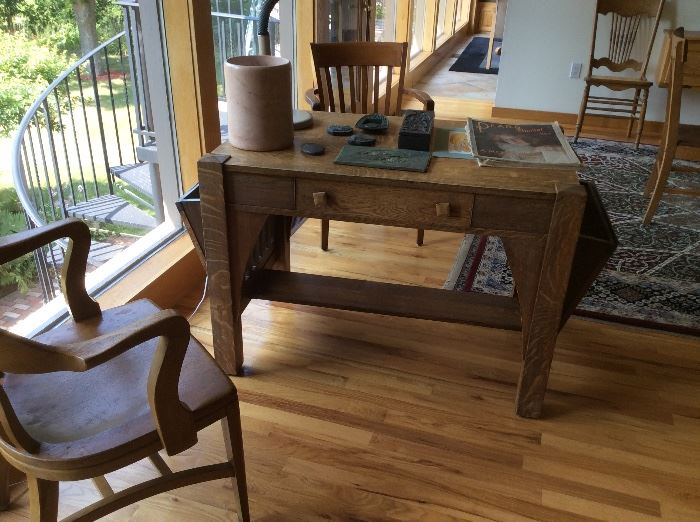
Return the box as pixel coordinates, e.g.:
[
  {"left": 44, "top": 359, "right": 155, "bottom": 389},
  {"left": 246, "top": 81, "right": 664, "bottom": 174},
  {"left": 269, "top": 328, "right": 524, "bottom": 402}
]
[{"left": 356, "top": 113, "right": 389, "bottom": 134}]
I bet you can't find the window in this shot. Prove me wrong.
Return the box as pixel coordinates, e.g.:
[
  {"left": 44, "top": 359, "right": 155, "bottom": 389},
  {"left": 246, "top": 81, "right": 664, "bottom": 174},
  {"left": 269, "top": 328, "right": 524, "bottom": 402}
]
[
  {"left": 411, "top": 0, "right": 426, "bottom": 57},
  {"left": 374, "top": 0, "right": 397, "bottom": 42},
  {"left": 436, "top": 0, "right": 447, "bottom": 39},
  {"left": 456, "top": 0, "right": 470, "bottom": 25}
]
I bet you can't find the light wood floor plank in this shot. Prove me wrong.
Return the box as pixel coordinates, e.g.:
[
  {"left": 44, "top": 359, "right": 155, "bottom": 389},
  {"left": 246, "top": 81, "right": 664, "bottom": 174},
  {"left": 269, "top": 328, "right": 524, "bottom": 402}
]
[{"left": 4, "top": 219, "right": 700, "bottom": 520}]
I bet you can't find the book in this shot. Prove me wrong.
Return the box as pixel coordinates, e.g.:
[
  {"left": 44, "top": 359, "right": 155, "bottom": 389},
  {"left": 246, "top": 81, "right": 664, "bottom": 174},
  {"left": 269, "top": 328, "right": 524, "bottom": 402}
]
[
  {"left": 465, "top": 119, "right": 580, "bottom": 168},
  {"left": 432, "top": 127, "right": 473, "bottom": 159}
]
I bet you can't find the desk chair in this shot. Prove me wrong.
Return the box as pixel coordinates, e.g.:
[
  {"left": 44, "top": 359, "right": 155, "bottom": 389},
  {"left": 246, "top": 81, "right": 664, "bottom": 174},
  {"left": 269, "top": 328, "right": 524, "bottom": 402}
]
[
  {"left": 0, "top": 219, "right": 249, "bottom": 521},
  {"left": 644, "top": 28, "right": 700, "bottom": 224},
  {"left": 574, "top": 0, "right": 665, "bottom": 149},
  {"left": 306, "top": 41, "right": 435, "bottom": 250}
]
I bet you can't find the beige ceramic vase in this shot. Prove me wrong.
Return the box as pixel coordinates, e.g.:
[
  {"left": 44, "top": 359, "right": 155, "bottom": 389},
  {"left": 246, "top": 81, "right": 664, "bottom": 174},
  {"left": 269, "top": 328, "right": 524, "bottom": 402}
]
[{"left": 224, "top": 55, "right": 294, "bottom": 151}]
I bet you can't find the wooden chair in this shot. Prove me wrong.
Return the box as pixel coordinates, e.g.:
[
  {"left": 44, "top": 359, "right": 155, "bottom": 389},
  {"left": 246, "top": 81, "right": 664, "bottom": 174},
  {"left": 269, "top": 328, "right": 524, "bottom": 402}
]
[
  {"left": 574, "top": 0, "right": 665, "bottom": 149},
  {"left": 0, "top": 218, "right": 249, "bottom": 521},
  {"left": 306, "top": 41, "right": 435, "bottom": 250},
  {"left": 644, "top": 28, "right": 700, "bottom": 224}
]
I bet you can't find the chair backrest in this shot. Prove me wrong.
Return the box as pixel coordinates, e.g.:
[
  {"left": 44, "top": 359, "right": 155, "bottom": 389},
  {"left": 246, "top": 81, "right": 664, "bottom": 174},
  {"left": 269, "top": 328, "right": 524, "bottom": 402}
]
[
  {"left": 660, "top": 28, "right": 688, "bottom": 153},
  {"left": 589, "top": 0, "right": 665, "bottom": 77},
  {"left": 310, "top": 41, "right": 408, "bottom": 116}
]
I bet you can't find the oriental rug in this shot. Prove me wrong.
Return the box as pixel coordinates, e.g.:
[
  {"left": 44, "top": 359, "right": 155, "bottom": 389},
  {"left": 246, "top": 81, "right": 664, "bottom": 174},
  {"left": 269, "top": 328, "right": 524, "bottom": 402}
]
[{"left": 445, "top": 138, "right": 700, "bottom": 335}]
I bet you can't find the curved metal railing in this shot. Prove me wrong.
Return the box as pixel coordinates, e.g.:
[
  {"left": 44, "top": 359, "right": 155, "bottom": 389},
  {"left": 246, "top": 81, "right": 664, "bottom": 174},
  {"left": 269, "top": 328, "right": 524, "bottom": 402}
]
[{"left": 11, "top": 30, "right": 146, "bottom": 230}]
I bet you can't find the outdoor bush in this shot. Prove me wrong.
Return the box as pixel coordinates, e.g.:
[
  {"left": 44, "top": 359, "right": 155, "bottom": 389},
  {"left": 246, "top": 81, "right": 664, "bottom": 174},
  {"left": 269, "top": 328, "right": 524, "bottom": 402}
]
[
  {"left": 0, "top": 208, "right": 37, "bottom": 293},
  {"left": 0, "top": 31, "right": 70, "bottom": 137}
]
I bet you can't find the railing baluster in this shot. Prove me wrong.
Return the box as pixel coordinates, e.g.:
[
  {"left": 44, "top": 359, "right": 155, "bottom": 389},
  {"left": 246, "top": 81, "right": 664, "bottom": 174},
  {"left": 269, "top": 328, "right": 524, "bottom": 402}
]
[
  {"left": 118, "top": 35, "right": 137, "bottom": 160},
  {"left": 42, "top": 100, "right": 68, "bottom": 218},
  {"left": 53, "top": 88, "right": 77, "bottom": 206},
  {"left": 63, "top": 78, "right": 88, "bottom": 202},
  {"left": 26, "top": 127, "right": 49, "bottom": 223},
  {"left": 89, "top": 55, "right": 114, "bottom": 195},
  {"left": 104, "top": 45, "right": 124, "bottom": 166},
  {"left": 21, "top": 141, "right": 41, "bottom": 216},
  {"left": 124, "top": 7, "right": 145, "bottom": 147},
  {"left": 77, "top": 64, "right": 100, "bottom": 198},
  {"left": 33, "top": 115, "right": 58, "bottom": 220}
]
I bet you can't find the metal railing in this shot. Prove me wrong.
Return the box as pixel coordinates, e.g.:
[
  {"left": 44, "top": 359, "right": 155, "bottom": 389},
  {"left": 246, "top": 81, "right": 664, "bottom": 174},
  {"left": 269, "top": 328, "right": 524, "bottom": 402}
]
[
  {"left": 211, "top": 3, "right": 280, "bottom": 96},
  {"left": 10, "top": 6, "right": 151, "bottom": 301}
]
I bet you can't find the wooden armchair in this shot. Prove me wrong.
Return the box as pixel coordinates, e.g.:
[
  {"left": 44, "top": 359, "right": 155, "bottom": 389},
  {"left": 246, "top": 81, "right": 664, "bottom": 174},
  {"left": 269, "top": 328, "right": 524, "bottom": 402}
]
[
  {"left": 573, "top": 0, "right": 665, "bottom": 149},
  {"left": 0, "top": 219, "right": 249, "bottom": 521},
  {"left": 306, "top": 41, "right": 435, "bottom": 250}
]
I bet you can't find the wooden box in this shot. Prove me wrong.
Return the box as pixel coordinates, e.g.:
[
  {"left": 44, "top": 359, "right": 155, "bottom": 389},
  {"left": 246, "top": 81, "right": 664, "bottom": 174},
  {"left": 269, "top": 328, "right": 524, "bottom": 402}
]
[{"left": 398, "top": 110, "right": 435, "bottom": 152}]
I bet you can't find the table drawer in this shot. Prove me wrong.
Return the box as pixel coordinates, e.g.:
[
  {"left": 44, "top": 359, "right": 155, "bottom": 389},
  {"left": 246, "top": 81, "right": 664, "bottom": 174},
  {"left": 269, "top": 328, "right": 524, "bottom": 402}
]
[
  {"left": 296, "top": 179, "right": 472, "bottom": 230},
  {"left": 226, "top": 173, "right": 295, "bottom": 210}
]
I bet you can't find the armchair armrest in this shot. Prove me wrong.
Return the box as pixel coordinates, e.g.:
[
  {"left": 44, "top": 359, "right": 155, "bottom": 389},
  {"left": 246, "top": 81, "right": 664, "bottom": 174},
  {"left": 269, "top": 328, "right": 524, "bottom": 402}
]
[
  {"left": 0, "top": 310, "right": 197, "bottom": 456},
  {"left": 305, "top": 88, "right": 324, "bottom": 111},
  {"left": 63, "top": 309, "right": 197, "bottom": 455},
  {"left": 402, "top": 87, "right": 435, "bottom": 112},
  {"left": 0, "top": 218, "right": 100, "bottom": 322}
]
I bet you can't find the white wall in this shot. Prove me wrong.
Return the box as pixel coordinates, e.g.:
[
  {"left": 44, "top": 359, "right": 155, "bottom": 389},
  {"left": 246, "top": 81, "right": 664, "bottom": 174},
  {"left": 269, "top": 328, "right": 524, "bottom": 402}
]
[{"left": 494, "top": 0, "right": 700, "bottom": 124}]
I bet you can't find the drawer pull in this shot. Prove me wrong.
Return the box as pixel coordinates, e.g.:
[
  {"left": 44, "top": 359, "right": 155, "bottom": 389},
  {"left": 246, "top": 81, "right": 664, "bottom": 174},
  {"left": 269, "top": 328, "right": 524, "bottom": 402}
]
[
  {"left": 435, "top": 202, "right": 450, "bottom": 217},
  {"left": 313, "top": 192, "right": 327, "bottom": 207}
]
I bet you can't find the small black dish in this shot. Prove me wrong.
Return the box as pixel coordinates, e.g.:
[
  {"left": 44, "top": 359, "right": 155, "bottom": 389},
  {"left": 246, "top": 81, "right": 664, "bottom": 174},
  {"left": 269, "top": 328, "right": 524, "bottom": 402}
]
[
  {"left": 327, "top": 124, "right": 354, "bottom": 136},
  {"left": 301, "top": 142, "right": 325, "bottom": 156},
  {"left": 348, "top": 133, "right": 376, "bottom": 147},
  {"left": 356, "top": 113, "right": 389, "bottom": 134}
]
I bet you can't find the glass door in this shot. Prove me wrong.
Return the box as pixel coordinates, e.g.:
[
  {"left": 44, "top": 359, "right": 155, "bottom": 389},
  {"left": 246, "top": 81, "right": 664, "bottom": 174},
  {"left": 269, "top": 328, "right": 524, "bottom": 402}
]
[{"left": 316, "top": 0, "right": 368, "bottom": 43}]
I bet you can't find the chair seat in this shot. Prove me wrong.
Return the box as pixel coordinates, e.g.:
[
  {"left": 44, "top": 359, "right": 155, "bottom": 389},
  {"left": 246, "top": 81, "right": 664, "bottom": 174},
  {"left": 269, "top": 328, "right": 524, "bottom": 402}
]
[
  {"left": 2, "top": 299, "right": 234, "bottom": 471},
  {"left": 585, "top": 74, "right": 652, "bottom": 89}
]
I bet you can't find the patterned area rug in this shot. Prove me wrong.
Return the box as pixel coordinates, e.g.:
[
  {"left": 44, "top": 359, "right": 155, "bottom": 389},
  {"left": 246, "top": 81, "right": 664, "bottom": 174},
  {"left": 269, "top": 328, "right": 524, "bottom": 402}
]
[{"left": 445, "top": 138, "right": 700, "bottom": 335}]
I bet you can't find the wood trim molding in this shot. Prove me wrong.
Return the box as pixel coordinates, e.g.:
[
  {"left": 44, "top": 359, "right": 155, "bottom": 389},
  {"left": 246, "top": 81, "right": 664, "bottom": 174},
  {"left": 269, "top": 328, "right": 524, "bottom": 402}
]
[
  {"left": 97, "top": 234, "right": 205, "bottom": 311},
  {"left": 296, "top": 0, "right": 316, "bottom": 108},
  {"left": 491, "top": 106, "right": 664, "bottom": 143},
  {"left": 162, "top": 0, "right": 220, "bottom": 192}
]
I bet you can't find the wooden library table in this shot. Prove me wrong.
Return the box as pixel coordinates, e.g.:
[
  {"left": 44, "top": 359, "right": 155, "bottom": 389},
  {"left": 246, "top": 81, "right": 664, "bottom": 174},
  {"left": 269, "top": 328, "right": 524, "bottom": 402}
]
[
  {"left": 198, "top": 111, "right": 587, "bottom": 419},
  {"left": 656, "top": 29, "right": 700, "bottom": 88}
]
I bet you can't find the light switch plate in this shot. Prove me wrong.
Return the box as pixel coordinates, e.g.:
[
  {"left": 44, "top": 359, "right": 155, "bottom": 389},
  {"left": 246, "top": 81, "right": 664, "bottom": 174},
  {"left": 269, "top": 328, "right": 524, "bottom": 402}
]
[{"left": 570, "top": 62, "right": 583, "bottom": 79}]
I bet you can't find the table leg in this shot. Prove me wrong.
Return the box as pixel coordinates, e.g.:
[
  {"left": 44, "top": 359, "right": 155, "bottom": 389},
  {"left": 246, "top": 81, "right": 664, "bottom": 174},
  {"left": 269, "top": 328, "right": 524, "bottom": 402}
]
[
  {"left": 504, "top": 185, "right": 586, "bottom": 418},
  {"left": 199, "top": 155, "right": 269, "bottom": 375}
]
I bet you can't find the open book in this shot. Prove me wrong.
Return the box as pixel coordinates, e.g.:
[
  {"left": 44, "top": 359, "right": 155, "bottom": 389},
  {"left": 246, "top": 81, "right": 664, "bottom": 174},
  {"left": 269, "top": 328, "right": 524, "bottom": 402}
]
[{"left": 466, "top": 119, "right": 580, "bottom": 168}]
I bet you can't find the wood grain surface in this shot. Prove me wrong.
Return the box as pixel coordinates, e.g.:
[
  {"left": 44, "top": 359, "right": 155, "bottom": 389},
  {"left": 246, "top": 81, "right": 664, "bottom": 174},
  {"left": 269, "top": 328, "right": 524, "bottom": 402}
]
[
  {"left": 4, "top": 220, "right": 700, "bottom": 520},
  {"left": 214, "top": 112, "right": 579, "bottom": 197}
]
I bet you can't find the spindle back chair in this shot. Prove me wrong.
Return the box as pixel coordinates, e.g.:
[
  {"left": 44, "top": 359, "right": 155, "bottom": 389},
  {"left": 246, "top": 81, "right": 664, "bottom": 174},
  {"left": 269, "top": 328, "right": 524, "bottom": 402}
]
[
  {"left": 574, "top": 0, "right": 665, "bottom": 148},
  {"left": 306, "top": 41, "right": 435, "bottom": 250}
]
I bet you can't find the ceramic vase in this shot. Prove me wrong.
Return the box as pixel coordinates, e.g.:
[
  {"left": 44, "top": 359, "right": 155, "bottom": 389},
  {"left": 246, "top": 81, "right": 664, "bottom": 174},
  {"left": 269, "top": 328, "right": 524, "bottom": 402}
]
[{"left": 224, "top": 55, "right": 294, "bottom": 151}]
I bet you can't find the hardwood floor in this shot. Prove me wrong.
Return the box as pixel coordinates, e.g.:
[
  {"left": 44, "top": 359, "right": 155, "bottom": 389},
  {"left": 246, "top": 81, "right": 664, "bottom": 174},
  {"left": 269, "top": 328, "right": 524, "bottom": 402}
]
[{"left": 5, "top": 220, "right": 700, "bottom": 520}]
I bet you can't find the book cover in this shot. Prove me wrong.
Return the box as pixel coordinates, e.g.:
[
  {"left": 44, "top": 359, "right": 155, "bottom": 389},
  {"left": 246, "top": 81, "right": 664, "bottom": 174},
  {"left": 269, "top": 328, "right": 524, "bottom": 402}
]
[
  {"left": 432, "top": 127, "right": 474, "bottom": 159},
  {"left": 466, "top": 119, "right": 580, "bottom": 168}
]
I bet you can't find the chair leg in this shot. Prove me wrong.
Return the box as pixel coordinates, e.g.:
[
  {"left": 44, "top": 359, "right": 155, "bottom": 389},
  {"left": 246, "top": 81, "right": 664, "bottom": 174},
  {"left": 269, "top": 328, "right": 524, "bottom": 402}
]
[
  {"left": 222, "top": 402, "right": 250, "bottom": 522},
  {"left": 643, "top": 149, "right": 674, "bottom": 224},
  {"left": 635, "top": 89, "right": 649, "bottom": 150},
  {"left": 627, "top": 88, "right": 640, "bottom": 138},
  {"left": 321, "top": 219, "right": 329, "bottom": 251},
  {"left": 92, "top": 476, "right": 114, "bottom": 498},
  {"left": 644, "top": 156, "right": 661, "bottom": 196},
  {"left": 416, "top": 229, "right": 424, "bottom": 246},
  {"left": 574, "top": 83, "right": 591, "bottom": 143},
  {"left": 27, "top": 476, "right": 58, "bottom": 522}
]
